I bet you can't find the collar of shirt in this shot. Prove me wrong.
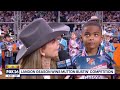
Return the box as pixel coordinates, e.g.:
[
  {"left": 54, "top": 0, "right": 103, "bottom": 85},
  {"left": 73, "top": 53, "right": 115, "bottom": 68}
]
[
  {"left": 60, "top": 38, "right": 65, "bottom": 44},
  {"left": 81, "top": 46, "right": 103, "bottom": 56},
  {"left": 104, "top": 41, "right": 110, "bottom": 46}
]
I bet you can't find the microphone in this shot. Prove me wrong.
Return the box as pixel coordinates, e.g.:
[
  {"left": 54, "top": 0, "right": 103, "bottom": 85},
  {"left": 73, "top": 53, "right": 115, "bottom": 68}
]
[
  {"left": 57, "top": 50, "right": 77, "bottom": 79},
  {"left": 57, "top": 50, "right": 73, "bottom": 69}
]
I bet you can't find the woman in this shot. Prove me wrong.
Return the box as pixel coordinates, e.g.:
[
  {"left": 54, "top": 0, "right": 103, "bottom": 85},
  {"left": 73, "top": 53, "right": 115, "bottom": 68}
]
[
  {"left": 16, "top": 18, "right": 70, "bottom": 79},
  {"left": 69, "top": 32, "right": 80, "bottom": 58}
]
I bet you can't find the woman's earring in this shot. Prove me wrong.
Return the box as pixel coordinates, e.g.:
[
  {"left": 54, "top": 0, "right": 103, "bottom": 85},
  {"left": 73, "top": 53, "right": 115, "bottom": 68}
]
[
  {"left": 42, "top": 53, "right": 45, "bottom": 56},
  {"left": 40, "top": 49, "right": 45, "bottom": 56}
]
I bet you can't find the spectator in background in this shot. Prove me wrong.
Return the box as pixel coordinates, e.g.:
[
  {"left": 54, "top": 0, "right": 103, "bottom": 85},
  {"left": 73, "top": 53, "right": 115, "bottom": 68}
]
[
  {"left": 117, "top": 26, "right": 120, "bottom": 42},
  {"left": 60, "top": 11, "right": 96, "bottom": 22},
  {"left": 75, "top": 24, "right": 82, "bottom": 38},
  {"left": 57, "top": 35, "right": 70, "bottom": 63},
  {"left": 0, "top": 36, "right": 4, "bottom": 75},
  {"left": 107, "top": 27, "right": 114, "bottom": 35},
  {"left": 109, "top": 34, "right": 114, "bottom": 43},
  {"left": 57, "top": 34, "right": 69, "bottom": 62},
  {"left": 111, "top": 24, "right": 118, "bottom": 35},
  {"left": 0, "top": 11, "right": 14, "bottom": 22},
  {"left": 12, "top": 40, "right": 19, "bottom": 64},
  {"left": 21, "top": 11, "right": 58, "bottom": 22},
  {"left": 1, "top": 24, "right": 9, "bottom": 35},
  {"left": 74, "top": 24, "right": 84, "bottom": 54},
  {"left": 57, "top": 35, "right": 68, "bottom": 51},
  {"left": 102, "top": 32, "right": 115, "bottom": 59},
  {"left": 69, "top": 32, "right": 80, "bottom": 58},
  {"left": 103, "top": 11, "right": 120, "bottom": 22},
  {"left": 0, "top": 24, "right": 14, "bottom": 38},
  {"left": 2, "top": 34, "right": 13, "bottom": 66},
  {"left": 112, "top": 37, "right": 119, "bottom": 43}
]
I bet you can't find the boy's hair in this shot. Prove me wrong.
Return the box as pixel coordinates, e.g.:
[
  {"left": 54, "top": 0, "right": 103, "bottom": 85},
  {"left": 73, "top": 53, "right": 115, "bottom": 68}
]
[
  {"left": 71, "top": 31, "right": 77, "bottom": 36},
  {"left": 4, "top": 34, "right": 10, "bottom": 39},
  {"left": 82, "top": 21, "right": 102, "bottom": 31}
]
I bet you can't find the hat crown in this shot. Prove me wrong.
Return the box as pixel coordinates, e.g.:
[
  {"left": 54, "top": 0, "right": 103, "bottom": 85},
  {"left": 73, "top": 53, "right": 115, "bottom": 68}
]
[{"left": 19, "top": 18, "right": 53, "bottom": 48}]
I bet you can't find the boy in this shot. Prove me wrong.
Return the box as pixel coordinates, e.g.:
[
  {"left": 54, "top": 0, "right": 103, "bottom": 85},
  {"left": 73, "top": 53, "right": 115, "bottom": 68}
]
[
  {"left": 101, "top": 32, "right": 115, "bottom": 59},
  {"left": 2, "top": 34, "right": 13, "bottom": 66},
  {"left": 71, "top": 21, "right": 115, "bottom": 79}
]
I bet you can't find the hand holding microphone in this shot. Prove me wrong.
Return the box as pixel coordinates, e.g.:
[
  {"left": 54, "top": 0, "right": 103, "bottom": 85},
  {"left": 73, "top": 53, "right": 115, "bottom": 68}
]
[
  {"left": 64, "top": 75, "right": 71, "bottom": 79},
  {"left": 57, "top": 49, "right": 79, "bottom": 79}
]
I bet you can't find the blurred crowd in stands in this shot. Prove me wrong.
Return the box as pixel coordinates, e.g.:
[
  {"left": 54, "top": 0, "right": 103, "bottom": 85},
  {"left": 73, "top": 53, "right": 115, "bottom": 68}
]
[
  {"left": 21, "top": 11, "right": 58, "bottom": 22},
  {"left": 0, "top": 11, "right": 120, "bottom": 22},
  {"left": 60, "top": 11, "right": 96, "bottom": 22},
  {"left": 103, "top": 11, "right": 120, "bottom": 22},
  {"left": 0, "top": 11, "right": 14, "bottom": 22}
]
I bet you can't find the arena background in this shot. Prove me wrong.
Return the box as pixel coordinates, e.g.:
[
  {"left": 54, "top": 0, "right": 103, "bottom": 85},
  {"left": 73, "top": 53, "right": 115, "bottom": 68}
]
[{"left": 0, "top": 11, "right": 120, "bottom": 79}]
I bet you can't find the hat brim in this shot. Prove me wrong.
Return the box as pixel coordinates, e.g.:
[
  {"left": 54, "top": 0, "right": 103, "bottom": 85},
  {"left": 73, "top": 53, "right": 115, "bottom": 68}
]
[{"left": 16, "top": 31, "right": 68, "bottom": 63}]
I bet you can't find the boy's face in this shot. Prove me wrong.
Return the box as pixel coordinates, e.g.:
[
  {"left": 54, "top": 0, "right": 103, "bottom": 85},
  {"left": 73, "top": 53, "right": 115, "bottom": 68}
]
[
  {"left": 105, "top": 35, "right": 111, "bottom": 42},
  {"left": 81, "top": 26, "right": 102, "bottom": 49},
  {"left": 6, "top": 37, "right": 11, "bottom": 41}
]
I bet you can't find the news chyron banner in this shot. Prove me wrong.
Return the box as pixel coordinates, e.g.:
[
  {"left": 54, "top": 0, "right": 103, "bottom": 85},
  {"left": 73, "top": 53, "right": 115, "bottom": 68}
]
[
  {"left": 5, "top": 64, "right": 20, "bottom": 77},
  {"left": 5, "top": 64, "right": 115, "bottom": 78}
]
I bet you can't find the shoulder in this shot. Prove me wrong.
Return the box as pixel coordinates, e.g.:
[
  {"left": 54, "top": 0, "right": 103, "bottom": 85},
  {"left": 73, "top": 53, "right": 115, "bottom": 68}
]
[
  {"left": 104, "top": 52, "right": 111, "bottom": 60},
  {"left": 69, "top": 39, "right": 74, "bottom": 44},
  {"left": 63, "top": 39, "right": 67, "bottom": 43},
  {"left": 69, "top": 39, "right": 71, "bottom": 42},
  {"left": 71, "top": 54, "right": 81, "bottom": 64},
  {"left": 4, "top": 41, "right": 7, "bottom": 44},
  {"left": 109, "top": 42, "right": 114, "bottom": 45},
  {"left": 63, "top": 38, "right": 67, "bottom": 41},
  {"left": 103, "top": 52, "right": 116, "bottom": 65},
  {"left": 111, "top": 43, "right": 115, "bottom": 48}
]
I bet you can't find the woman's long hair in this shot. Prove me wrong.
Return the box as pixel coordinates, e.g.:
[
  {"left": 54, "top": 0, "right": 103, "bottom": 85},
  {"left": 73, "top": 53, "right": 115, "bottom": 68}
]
[{"left": 19, "top": 48, "right": 64, "bottom": 79}]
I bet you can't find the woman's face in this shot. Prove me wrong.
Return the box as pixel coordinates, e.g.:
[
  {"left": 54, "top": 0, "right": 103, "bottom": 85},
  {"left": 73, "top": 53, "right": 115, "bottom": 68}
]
[
  {"left": 41, "top": 38, "right": 60, "bottom": 58},
  {"left": 71, "top": 32, "right": 77, "bottom": 39}
]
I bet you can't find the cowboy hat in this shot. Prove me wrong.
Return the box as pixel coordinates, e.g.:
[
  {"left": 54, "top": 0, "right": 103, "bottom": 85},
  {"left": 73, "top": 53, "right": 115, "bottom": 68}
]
[
  {"left": 16, "top": 18, "right": 70, "bottom": 63},
  {"left": 104, "top": 32, "right": 113, "bottom": 36}
]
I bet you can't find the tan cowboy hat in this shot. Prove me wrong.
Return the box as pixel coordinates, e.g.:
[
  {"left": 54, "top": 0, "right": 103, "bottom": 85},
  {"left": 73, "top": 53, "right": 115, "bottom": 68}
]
[{"left": 16, "top": 18, "right": 70, "bottom": 63}]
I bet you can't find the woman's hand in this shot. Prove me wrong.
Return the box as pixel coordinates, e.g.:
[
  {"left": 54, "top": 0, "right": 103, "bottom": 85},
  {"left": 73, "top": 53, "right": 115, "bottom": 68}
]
[
  {"left": 64, "top": 75, "right": 82, "bottom": 79},
  {"left": 64, "top": 75, "right": 71, "bottom": 79},
  {"left": 74, "top": 75, "right": 82, "bottom": 79}
]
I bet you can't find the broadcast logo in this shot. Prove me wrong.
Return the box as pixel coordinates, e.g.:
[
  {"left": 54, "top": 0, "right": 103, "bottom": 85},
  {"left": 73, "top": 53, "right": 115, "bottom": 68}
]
[{"left": 5, "top": 64, "right": 20, "bottom": 77}]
